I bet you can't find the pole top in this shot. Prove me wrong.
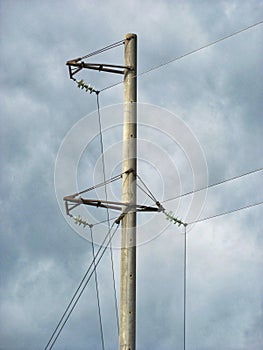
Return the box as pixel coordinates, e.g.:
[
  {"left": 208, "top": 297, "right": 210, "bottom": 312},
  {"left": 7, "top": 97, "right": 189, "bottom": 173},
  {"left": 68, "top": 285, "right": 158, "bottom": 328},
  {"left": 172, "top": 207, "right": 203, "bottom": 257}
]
[{"left": 125, "top": 33, "right": 137, "bottom": 40}]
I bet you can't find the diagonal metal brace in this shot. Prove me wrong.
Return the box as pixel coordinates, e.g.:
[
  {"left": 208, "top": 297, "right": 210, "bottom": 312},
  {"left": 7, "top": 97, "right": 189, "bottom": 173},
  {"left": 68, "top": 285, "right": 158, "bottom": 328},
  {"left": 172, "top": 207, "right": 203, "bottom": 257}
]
[
  {"left": 66, "top": 60, "right": 132, "bottom": 78},
  {"left": 64, "top": 195, "right": 162, "bottom": 214}
]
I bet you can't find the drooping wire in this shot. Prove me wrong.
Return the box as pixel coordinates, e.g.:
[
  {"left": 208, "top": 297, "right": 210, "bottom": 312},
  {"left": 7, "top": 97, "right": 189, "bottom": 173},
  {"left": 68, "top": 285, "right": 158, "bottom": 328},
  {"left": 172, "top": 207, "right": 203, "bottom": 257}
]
[
  {"left": 161, "top": 200, "right": 263, "bottom": 228},
  {"left": 180, "top": 203, "right": 263, "bottom": 349},
  {"left": 169, "top": 203, "right": 263, "bottom": 350},
  {"left": 137, "top": 20, "right": 263, "bottom": 78},
  {"left": 43, "top": 222, "right": 119, "bottom": 350},
  {"left": 90, "top": 226, "right": 105, "bottom": 350},
  {"left": 188, "top": 200, "right": 263, "bottom": 225},
  {"left": 64, "top": 24, "right": 263, "bottom": 346},
  {"left": 47, "top": 224, "right": 119, "bottom": 350},
  {"left": 100, "top": 20, "right": 263, "bottom": 92},
  {"left": 96, "top": 92, "right": 120, "bottom": 334},
  {"left": 162, "top": 167, "right": 263, "bottom": 204},
  {"left": 183, "top": 225, "right": 187, "bottom": 350},
  {"left": 132, "top": 170, "right": 263, "bottom": 228}
]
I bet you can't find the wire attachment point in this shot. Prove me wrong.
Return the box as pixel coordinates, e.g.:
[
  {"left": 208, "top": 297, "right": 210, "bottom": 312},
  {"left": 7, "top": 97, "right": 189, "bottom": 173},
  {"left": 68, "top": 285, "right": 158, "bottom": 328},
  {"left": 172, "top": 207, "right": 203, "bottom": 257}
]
[
  {"left": 165, "top": 211, "right": 187, "bottom": 227},
  {"left": 75, "top": 79, "right": 98, "bottom": 94},
  {"left": 73, "top": 215, "right": 93, "bottom": 228}
]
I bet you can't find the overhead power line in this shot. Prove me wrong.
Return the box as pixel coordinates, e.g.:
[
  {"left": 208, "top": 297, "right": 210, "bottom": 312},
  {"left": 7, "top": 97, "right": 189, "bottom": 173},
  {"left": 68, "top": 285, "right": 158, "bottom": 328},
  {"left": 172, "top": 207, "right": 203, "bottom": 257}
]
[
  {"left": 63, "top": 28, "right": 263, "bottom": 349},
  {"left": 96, "top": 93, "right": 120, "bottom": 334},
  {"left": 44, "top": 222, "right": 120, "bottom": 350},
  {"left": 90, "top": 227, "right": 105, "bottom": 350},
  {"left": 162, "top": 167, "right": 263, "bottom": 204},
  {"left": 137, "top": 20, "right": 263, "bottom": 77},
  {"left": 136, "top": 169, "right": 263, "bottom": 225},
  {"left": 188, "top": 200, "right": 263, "bottom": 225},
  {"left": 183, "top": 225, "right": 187, "bottom": 350},
  {"left": 100, "top": 20, "right": 263, "bottom": 92}
]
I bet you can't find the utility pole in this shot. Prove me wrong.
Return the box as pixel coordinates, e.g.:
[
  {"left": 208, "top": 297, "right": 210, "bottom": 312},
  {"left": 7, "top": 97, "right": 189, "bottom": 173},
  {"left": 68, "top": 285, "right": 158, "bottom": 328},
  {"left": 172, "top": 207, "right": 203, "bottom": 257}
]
[
  {"left": 119, "top": 33, "right": 137, "bottom": 350},
  {"left": 62, "top": 31, "right": 185, "bottom": 350},
  {"left": 65, "top": 33, "right": 138, "bottom": 350}
]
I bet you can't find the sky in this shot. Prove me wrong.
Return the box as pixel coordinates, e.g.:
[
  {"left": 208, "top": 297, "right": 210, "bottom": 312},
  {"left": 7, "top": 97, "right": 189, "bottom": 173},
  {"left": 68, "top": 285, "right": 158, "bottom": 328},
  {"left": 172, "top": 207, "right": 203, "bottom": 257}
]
[{"left": 0, "top": 0, "right": 263, "bottom": 349}]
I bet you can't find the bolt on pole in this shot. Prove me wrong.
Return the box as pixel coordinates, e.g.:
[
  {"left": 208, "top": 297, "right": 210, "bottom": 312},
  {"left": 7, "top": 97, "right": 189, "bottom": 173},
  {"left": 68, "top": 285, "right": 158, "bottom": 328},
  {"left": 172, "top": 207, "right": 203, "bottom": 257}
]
[{"left": 119, "top": 33, "right": 137, "bottom": 350}]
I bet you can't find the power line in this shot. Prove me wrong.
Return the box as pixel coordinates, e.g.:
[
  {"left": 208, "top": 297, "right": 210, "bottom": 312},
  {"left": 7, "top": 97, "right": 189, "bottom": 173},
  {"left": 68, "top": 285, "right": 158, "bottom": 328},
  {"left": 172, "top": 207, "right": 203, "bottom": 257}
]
[
  {"left": 125, "top": 169, "right": 263, "bottom": 227},
  {"left": 44, "top": 222, "right": 119, "bottom": 350},
  {"left": 47, "top": 224, "right": 120, "bottom": 350},
  {"left": 100, "top": 20, "right": 263, "bottom": 92},
  {"left": 171, "top": 200, "right": 263, "bottom": 350},
  {"left": 183, "top": 225, "right": 187, "bottom": 350},
  {"left": 137, "top": 20, "right": 263, "bottom": 77},
  {"left": 90, "top": 227, "right": 105, "bottom": 350},
  {"left": 188, "top": 200, "right": 263, "bottom": 225},
  {"left": 162, "top": 167, "right": 263, "bottom": 204},
  {"left": 134, "top": 168, "right": 263, "bottom": 226},
  {"left": 63, "top": 25, "right": 263, "bottom": 348},
  {"left": 96, "top": 93, "right": 120, "bottom": 335}
]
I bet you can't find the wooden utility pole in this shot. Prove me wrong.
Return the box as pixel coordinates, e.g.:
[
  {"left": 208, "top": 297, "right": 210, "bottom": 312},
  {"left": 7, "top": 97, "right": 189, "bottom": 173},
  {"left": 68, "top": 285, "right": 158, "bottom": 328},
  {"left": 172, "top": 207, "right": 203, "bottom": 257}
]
[{"left": 119, "top": 33, "right": 137, "bottom": 350}]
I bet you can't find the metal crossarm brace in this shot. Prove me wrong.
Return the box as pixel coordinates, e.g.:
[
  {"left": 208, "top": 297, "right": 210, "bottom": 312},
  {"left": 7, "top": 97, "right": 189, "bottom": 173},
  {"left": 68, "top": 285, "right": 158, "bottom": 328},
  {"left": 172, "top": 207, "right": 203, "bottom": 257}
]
[
  {"left": 66, "top": 60, "right": 131, "bottom": 78},
  {"left": 64, "top": 196, "right": 162, "bottom": 214}
]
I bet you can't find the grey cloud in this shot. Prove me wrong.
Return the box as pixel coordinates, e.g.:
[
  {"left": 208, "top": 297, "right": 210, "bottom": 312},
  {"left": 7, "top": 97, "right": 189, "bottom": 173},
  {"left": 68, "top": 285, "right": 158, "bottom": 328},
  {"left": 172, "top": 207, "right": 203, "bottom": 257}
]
[{"left": 1, "top": 0, "right": 262, "bottom": 349}]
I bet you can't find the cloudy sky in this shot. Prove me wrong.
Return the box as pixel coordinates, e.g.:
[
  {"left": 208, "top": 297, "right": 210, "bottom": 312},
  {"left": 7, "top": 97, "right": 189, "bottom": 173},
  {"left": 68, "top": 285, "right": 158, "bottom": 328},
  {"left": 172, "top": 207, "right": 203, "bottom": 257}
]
[{"left": 0, "top": 1, "right": 263, "bottom": 349}]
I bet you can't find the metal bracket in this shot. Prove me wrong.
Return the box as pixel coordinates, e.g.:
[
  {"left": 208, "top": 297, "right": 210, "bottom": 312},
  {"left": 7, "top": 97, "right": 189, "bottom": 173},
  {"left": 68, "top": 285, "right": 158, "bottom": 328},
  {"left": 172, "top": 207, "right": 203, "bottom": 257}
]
[
  {"left": 64, "top": 195, "right": 162, "bottom": 215},
  {"left": 66, "top": 60, "right": 131, "bottom": 79}
]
